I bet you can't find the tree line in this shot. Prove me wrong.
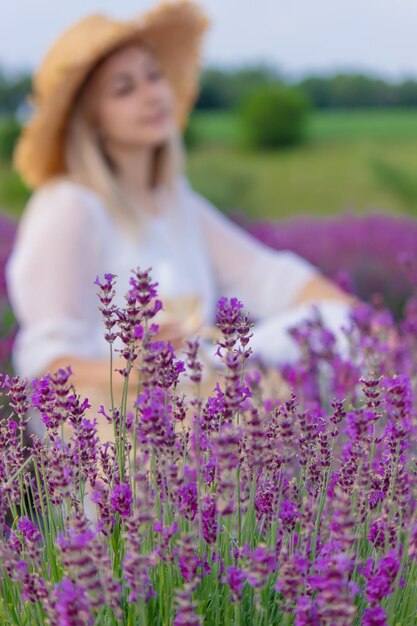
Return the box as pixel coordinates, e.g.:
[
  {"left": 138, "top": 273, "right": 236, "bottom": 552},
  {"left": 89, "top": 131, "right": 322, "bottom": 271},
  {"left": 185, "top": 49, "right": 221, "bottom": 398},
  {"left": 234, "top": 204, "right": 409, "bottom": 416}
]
[
  {"left": 2, "top": 62, "right": 417, "bottom": 116},
  {"left": 196, "top": 65, "right": 417, "bottom": 110}
]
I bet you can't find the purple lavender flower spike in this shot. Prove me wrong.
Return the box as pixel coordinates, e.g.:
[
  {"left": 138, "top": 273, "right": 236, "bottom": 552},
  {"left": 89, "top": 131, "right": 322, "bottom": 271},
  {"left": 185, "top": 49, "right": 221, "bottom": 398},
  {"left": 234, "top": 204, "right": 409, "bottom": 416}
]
[{"left": 110, "top": 482, "right": 133, "bottom": 518}]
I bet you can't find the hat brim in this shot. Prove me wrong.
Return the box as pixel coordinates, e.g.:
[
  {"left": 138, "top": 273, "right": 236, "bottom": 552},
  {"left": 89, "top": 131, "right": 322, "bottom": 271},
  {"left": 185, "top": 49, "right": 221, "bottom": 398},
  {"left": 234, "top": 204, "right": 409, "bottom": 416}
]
[{"left": 13, "top": 1, "right": 211, "bottom": 189}]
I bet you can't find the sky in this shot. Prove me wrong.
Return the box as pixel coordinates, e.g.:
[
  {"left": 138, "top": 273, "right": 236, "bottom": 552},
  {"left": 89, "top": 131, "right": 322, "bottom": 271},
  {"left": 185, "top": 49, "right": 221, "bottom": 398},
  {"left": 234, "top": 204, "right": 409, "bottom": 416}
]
[{"left": 2, "top": 0, "right": 417, "bottom": 82}]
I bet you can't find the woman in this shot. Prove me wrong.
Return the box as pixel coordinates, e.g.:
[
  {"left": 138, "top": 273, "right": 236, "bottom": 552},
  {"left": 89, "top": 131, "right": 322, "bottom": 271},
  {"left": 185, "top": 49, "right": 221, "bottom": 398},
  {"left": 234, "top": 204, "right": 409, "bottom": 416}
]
[{"left": 5, "top": 1, "right": 355, "bottom": 436}]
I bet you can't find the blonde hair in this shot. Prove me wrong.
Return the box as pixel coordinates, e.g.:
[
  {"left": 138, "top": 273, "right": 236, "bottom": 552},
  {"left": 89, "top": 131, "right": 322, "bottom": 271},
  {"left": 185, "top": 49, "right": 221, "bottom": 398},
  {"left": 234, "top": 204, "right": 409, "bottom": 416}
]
[{"left": 63, "top": 42, "right": 186, "bottom": 244}]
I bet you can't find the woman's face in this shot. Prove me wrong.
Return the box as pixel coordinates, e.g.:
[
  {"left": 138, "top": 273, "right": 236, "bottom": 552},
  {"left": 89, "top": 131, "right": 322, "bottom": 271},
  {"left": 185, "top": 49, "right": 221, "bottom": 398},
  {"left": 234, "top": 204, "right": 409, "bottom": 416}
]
[{"left": 87, "top": 43, "right": 176, "bottom": 149}]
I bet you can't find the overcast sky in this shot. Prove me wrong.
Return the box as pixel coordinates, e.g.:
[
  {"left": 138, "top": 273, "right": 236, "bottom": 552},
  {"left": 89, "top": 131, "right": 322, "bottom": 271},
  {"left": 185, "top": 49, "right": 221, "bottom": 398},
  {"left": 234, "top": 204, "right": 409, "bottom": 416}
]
[{"left": 2, "top": 0, "right": 417, "bottom": 82}]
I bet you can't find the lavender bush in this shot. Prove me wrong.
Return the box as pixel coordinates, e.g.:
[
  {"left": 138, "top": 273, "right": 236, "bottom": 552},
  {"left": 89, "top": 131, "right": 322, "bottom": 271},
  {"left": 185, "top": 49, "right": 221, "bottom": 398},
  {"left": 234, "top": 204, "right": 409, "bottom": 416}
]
[
  {"left": 235, "top": 210, "right": 417, "bottom": 316},
  {"left": 0, "top": 211, "right": 18, "bottom": 376},
  {"left": 1, "top": 264, "right": 417, "bottom": 625}
]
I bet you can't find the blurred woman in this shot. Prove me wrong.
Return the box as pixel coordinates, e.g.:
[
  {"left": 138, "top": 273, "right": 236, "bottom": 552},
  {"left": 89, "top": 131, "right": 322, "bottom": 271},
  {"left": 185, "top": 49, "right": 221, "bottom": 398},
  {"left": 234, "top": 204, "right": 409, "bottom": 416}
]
[{"left": 5, "top": 1, "right": 355, "bottom": 439}]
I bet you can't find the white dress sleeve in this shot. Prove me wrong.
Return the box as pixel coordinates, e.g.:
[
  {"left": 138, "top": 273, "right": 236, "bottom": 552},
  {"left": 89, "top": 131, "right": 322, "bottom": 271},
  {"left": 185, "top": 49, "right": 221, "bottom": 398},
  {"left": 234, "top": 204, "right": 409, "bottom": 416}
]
[
  {"left": 5, "top": 180, "right": 106, "bottom": 381},
  {"left": 186, "top": 183, "right": 320, "bottom": 320}
]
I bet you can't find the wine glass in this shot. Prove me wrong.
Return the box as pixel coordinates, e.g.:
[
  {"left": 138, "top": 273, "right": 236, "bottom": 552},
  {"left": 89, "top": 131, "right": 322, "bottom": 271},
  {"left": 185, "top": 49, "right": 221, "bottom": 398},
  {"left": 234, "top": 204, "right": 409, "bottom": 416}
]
[{"left": 154, "top": 294, "right": 222, "bottom": 342}]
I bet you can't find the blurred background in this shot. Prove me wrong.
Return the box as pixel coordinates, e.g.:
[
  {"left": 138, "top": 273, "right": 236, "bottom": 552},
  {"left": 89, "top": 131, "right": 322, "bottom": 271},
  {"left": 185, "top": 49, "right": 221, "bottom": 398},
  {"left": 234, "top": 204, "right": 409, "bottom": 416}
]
[{"left": 1, "top": 0, "right": 417, "bottom": 371}]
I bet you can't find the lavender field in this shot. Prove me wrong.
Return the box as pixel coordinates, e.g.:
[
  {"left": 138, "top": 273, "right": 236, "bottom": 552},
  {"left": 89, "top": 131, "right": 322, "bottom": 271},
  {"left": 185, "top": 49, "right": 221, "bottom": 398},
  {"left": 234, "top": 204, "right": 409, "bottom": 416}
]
[{"left": 1, "top": 261, "right": 417, "bottom": 624}]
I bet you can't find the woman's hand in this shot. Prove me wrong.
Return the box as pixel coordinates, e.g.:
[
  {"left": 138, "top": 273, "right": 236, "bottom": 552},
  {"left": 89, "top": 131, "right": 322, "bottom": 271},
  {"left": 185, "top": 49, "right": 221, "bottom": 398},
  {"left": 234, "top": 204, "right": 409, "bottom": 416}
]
[{"left": 293, "top": 273, "right": 359, "bottom": 309}]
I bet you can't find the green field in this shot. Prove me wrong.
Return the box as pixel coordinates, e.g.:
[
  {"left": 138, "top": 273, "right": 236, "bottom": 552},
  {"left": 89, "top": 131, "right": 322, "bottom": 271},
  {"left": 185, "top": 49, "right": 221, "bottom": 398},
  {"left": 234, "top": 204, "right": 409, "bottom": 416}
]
[
  {"left": 185, "top": 108, "right": 417, "bottom": 221},
  {"left": 3, "top": 108, "right": 417, "bottom": 220}
]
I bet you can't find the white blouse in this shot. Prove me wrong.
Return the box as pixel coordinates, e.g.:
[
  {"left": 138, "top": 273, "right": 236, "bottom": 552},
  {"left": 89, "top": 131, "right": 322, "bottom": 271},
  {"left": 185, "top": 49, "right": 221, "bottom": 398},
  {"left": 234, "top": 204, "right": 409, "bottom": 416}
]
[{"left": 4, "top": 174, "right": 351, "bottom": 382}]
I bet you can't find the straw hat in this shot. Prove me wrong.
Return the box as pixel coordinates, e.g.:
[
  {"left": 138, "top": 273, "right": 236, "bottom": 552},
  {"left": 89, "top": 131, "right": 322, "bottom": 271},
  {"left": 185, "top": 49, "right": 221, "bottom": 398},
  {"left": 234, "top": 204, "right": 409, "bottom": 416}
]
[{"left": 13, "top": 0, "right": 211, "bottom": 190}]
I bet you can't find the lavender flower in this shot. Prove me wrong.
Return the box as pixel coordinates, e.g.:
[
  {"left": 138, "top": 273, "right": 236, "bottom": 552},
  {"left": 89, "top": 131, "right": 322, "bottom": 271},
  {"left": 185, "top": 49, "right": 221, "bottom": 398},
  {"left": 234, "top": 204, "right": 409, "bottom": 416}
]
[
  {"left": 15, "top": 517, "right": 42, "bottom": 562},
  {"left": 94, "top": 272, "right": 119, "bottom": 344},
  {"left": 222, "top": 566, "right": 246, "bottom": 603},
  {"left": 362, "top": 606, "right": 388, "bottom": 626},
  {"left": 176, "top": 535, "right": 206, "bottom": 583},
  {"left": 47, "top": 577, "right": 94, "bottom": 626},
  {"left": 241, "top": 543, "right": 276, "bottom": 591},
  {"left": 134, "top": 384, "right": 176, "bottom": 450},
  {"left": 201, "top": 493, "right": 217, "bottom": 544},
  {"left": 10, "top": 559, "right": 48, "bottom": 604},
  {"left": 275, "top": 551, "right": 309, "bottom": 606},
  {"left": 184, "top": 338, "right": 203, "bottom": 385},
  {"left": 56, "top": 512, "right": 122, "bottom": 616},
  {"left": 364, "top": 551, "right": 400, "bottom": 606},
  {"left": 279, "top": 499, "right": 299, "bottom": 533},
  {"left": 122, "top": 516, "right": 156, "bottom": 603},
  {"left": 110, "top": 482, "right": 133, "bottom": 518},
  {"left": 294, "top": 595, "right": 320, "bottom": 626},
  {"left": 173, "top": 581, "right": 202, "bottom": 626}
]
